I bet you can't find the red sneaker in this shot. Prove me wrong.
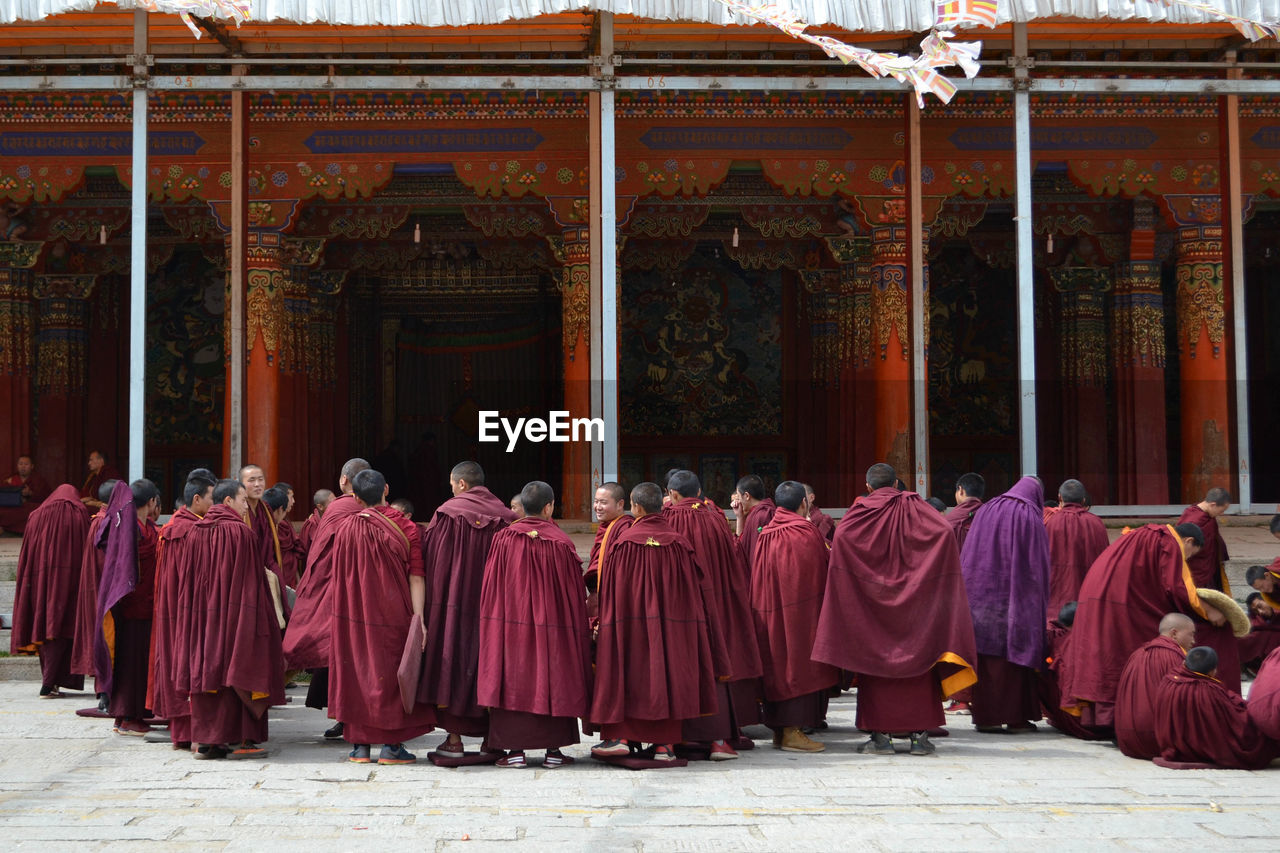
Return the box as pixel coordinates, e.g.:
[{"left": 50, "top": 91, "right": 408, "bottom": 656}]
[
  {"left": 115, "top": 719, "right": 151, "bottom": 736},
  {"left": 708, "top": 740, "right": 739, "bottom": 761}
]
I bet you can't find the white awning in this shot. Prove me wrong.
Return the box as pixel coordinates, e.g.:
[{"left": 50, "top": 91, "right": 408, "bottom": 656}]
[{"left": 1, "top": 0, "right": 1278, "bottom": 32}]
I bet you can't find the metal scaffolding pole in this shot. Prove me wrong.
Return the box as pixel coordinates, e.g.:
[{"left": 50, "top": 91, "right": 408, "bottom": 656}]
[
  {"left": 1013, "top": 23, "right": 1038, "bottom": 478},
  {"left": 907, "top": 95, "right": 929, "bottom": 496},
  {"left": 127, "top": 11, "right": 147, "bottom": 483},
  {"left": 1224, "top": 56, "right": 1252, "bottom": 513}
]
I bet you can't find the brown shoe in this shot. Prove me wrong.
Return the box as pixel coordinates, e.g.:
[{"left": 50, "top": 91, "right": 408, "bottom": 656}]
[{"left": 780, "top": 727, "right": 825, "bottom": 753}]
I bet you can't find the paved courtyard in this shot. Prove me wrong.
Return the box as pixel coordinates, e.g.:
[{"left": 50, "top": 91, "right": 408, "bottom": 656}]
[{"left": 1, "top": 680, "right": 1278, "bottom": 851}]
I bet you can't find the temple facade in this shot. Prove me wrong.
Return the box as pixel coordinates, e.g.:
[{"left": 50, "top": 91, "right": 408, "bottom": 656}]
[{"left": 0, "top": 5, "right": 1276, "bottom": 518}]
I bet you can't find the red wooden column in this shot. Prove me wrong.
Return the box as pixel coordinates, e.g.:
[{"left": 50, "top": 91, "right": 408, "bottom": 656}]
[
  {"left": 1166, "top": 194, "right": 1231, "bottom": 502},
  {"left": 870, "top": 225, "right": 911, "bottom": 475},
  {"left": 554, "top": 225, "right": 592, "bottom": 519},
  {"left": 32, "top": 274, "right": 96, "bottom": 486},
  {"left": 1112, "top": 252, "right": 1170, "bottom": 503},
  {"left": 278, "top": 237, "right": 324, "bottom": 493},
  {"left": 305, "top": 270, "right": 346, "bottom": 501},
  {"left": 1048, "top": 266, "right": 1112, "bottom": 501},
  {"left": 0, "top": 243, "right": 39, "bottom": 472}
]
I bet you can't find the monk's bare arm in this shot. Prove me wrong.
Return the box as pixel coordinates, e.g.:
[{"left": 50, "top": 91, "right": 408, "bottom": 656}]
[{"left": 410, "top": 575, "right": 427, "bottom": 647}]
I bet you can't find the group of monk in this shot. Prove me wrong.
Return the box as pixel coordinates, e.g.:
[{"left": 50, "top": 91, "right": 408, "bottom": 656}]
[{"left": 9, "top": 452, "right": 1280, "bottom": 771}]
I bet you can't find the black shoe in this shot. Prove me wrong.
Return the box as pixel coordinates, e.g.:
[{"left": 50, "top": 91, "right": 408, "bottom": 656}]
[
  {"left": 909, "top": 732, "right": 936, "bottom": 755},
  {"left": 857, "top": 732, "right": 895, "bottom": 755},
  {"left": 97, "top": 693, "right": 109, "bottom": 712},
  {"left": 323, "top": 721, "right": 344, "bottom": 740}
]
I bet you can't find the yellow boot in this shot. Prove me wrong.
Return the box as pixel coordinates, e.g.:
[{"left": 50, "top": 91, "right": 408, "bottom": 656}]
[{"left": 780, "top": 727, "right": 825, "bottom": 753}]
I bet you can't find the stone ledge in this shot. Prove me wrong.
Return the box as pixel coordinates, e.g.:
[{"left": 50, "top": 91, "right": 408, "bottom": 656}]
[{"left": 0, "top": 655, "right": 40, "bottom": 681}]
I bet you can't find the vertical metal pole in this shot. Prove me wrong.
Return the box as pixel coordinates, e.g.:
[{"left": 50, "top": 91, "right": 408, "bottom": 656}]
[
  {"left": 590, "top": 11, "right": 619, "bottom": 500},
  {"left": 127, "top": 10, "right": 147, "bottom": 483},
  {"left": 1224, "top": 55, "right": 1251, "bottom": 513},
  {"left": 907, "top": 96, "right": 928, "bottom": 496},
  {"left": 228, "top": 77, "right": 247, "bottom": 476},
  {"left": 1013, "top": 23, "right": 1038, "bottom": 477}
]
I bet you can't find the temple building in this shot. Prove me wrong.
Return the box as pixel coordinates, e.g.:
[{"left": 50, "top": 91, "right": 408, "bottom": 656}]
[{"left": 0, "top": 1, "right": 1276, "bottom": 519}]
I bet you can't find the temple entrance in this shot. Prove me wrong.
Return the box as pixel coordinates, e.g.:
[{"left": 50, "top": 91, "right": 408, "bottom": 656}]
[{"left": 1245, "top": 205, "right": 1280, "bottom": 504}]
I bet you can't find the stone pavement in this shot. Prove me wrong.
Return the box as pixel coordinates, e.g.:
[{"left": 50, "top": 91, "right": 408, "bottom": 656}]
[{"left": 1, "top": 681, "right": 1278, "bottom": 851}]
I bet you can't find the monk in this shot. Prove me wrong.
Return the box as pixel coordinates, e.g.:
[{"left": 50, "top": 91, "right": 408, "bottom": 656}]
[
  {"left": 297, "top": 488, "right": 334, "bottom": 558},
  {"left": 590, "top": 482, "right": 726, "bottom": 762},
  {"left": 1153, "top": 646, "right": 1280, "bottom": 770},
  {"left": 1248, "top": 562, "right": 1280, "bottom": 610},
  {"left": 750, "top": 480, "right": 837, "bottom": 753},
  {"left": 813, "top": 463, "right": 978, "bottom": 756},
  {"left": 1248, "top": 645, "right": 1280, "bottom": 742},
  {"left": 1044, "top": 478, "right": 1110, "bottom": 619},
  {"left": 78, "top": 450, "right": 122, "bottom": 510},
  {"left": 411, "top": 460, "right": 515, "bottom": 757},
  {"left": 70, "top": 479, "right": 118, "bottom": 707},
  {"left": 183, "top": 478, "right": 285, "bottom": 759},
  {"left": 328, "top": 469, "right": 433, "bottom": 765},
  {"left": 98, "top": 479, "right": 161, "bottom": 736},
  {"left": 664, "top": 469, "right": 762, "bottom": 759},
  {"left": 586, "top": 482, "right": 632, "bottom": 620},
  {"left": 1242, "top": 592, "right": 1280, "bottom": 671},
  {"left": 478, "top": 480, "right": 591, "bottom": 768},
  {"left": 9, "top": 483, "right": 89, "bottom": 696},
  {"left": 509, "top": 494, "right": 525, "bottom": 519},
  {"left": 945, "top": 472, "right": 985, "bottom": 548},
  {"left": 1177, "top": 487, "right": 1231, "bottom": 592},
  {"left": 0, "top": 454, "right": 52, "bottom": 534},
  {"left": 1114, "top": 613, "right": 1196, "bottom": 760},
  {"left": 263, "top": 486, "right": 300, "bottom": 589},
  {"left": 239, "top": 464, "right": 284, "bottom": 595},
  {"left": 1038, "top": 602, "right": 1106, "bottom": 740},
  {"left": 1057, "top": 522, "right": 1224, "bottom": 734},
  {"left": 735, "top": 474, "right": 776, "bottom": 569},
  {"left": 960, "top": 476, "right": 1050, "bottom": 734},
  {"left": 803, "top": 484, "right": 834, "bottom": 542},
  {"left": 149, "top": 474, "right": 214, "bottom": 749},
  {"left": 284, "top": 458, "right": 368, "bottom": 739}
]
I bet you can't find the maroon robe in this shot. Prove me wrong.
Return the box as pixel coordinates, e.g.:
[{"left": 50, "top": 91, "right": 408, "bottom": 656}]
[
  {"left": 1057, "top": 524, "right": 1205, "bottom": 730},
  {"left": 327, "top": 505, "right": 434, "bottom": 745},
  {"left": 1114, "top": 635, "right": 1187, "bottom": 759},
  {"left": 282, "top": 493, "right": 362, "bottom": 670},
  {"left": 108, "top": 518, "right": 158, "bottom": 720},
  {"left": 945, "top": 497, "right": 982, "bottom": 548},
  {"left": 585, "top": 514, "right": 633, "bottom": 592},
  {"left": 1037, "top": 620, "right": 1106, "bottom": 740},
  {"left": 807, "top": 505, "right": 834, "bottom": 542},
  {"left": 590, "top": 513, "right": 726, "bottom": 742},
  {"left": 1247, "top": 646, "right": 1280, "bottom": 741},
  {"left": 1240, "top": 611, "right": 1280, "bottom": 665},
  {"left": 78, "top": 466, "right": 122, "bottom": 503},
  {"left": 1153, "top": 666, "right": 1280, "bottom": 770},
  {"left": 245, "top": 499, "right": 284, "bottom": 593},
  {"left": 414, "top": 486, "right": 515, "bottom": 735},
  {"left": 750, "top": 508, "right": 838, "bottom": 704},
  {"left": 738, "top": 498, "right": 776, "bottom": 569},
  {"left": 0, "top": 470, "right": 52, "bottom": 534},
  {"left": 1045, "top": 503, "right": 1110, "bottom": 619},
  {"left": 812, "top": 488, "right": 978, "bottom": 733},
  {"left": 297, "top": 508, "right": 323, "bottom": 564},
  {"left": 70, "top": 509, "right": 107, "bottom": 680},
  {"left": 276, "top": 517, "right": 303, "bottom": 589},
  {"left": 9, "top": 484, "right": 89, "bottom": 690},
  {"left": 183, "top": 504, "right": 285, "bottom": 744},
  {"left": 148, "top": 506, "right": 201, "bottom": 744},
  {"left": 477, "top": 517, "right": 591, "bottom": 750},
  {"left": 1177, "top": 504, "right": 1229, "bottom": 592}
]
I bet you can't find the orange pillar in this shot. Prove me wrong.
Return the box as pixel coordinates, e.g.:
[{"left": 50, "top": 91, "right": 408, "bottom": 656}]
[
  {"left": 1173, "top": 219, "right": 1230, "bottom": 502},
  {"left": 240, "top": 230, "right": 287, "bottom": 480},
  {"left": 557, "top": 225, "right": 592, "bottom": 519},
  {"left": 870, "top": 225, "right": 911, "bottom": 475},
  {"left": 1113, "top": 258, "right": 1170, "bottom": 504},
  {"left": 825, "top": 234, "right": 873, "bottom": 503}
]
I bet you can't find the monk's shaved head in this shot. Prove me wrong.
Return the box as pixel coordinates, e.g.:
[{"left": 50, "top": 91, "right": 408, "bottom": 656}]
[
  {"left": 736, "top": 474, "right": 765, "bottom": 501},
  {"left": 340, "top": 457, "right": 370, "bottom": 483},
  {"left": 98, "top": 480, "right": 119, "bottom": 503},
  {"left": 774, "top": 480, "right": 807, "bottom": 512},
  {"left": 313, "top": 488, "right": 334, "bottom": 508},
  {"left": 630, "top": 482, "right": 664, "bottom": 516},
  {"left": 866, "top": 463, "right": 896, "bottom": 490},
  {"left": 519, "top": 480, "right": 555, "bottom": 517},
  {"left": 1058, "top": 479, "right": 1087, "bottom": 505},
  {"left": 668, "top": 470, "right": 700, "bottom": 499},
  {"left": 450, "top": 460, "right": 484, "bottom": 487},
  {"left": 597, "top": 481, "right": 625, "bottom": 503},
  {"left": 352, "top": 469, "right": 387, "bottom": 507},
  {"left": 1185, "top": 645, "right": 1218, "bottom": 675},
  {"left": 1159, "top": 613, "right": 1194, "bottom": 635}
]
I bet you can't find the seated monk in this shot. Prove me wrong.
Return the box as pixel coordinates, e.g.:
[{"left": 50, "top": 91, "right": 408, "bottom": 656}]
[
  {"left": 1247, "top": 645, "right": 1280, "bottom": 742},
  {"left": 1248, "top": 561, "right": 1280, "bottom": 611},
  {"left": 1114, "top": 613, "right": 1197, "bottom": 760},
  {"left": 1038, "top": 602, "right": 1105, "bottom": 741},
  {"left": 1242, "top": 592, "right": 1280, "bottom": 674},
  {"left": 1153, "top": 646, "right": 1280, "bottom": 770},
  {"left": 0, "top": 455, "right": 52, "bottom": 535}
]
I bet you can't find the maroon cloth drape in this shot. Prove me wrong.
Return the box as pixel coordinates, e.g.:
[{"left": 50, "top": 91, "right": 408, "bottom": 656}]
[
  {"left": 738, "top": 498, "right": 776, "bottom": 569},
  {"left": 78, "top": 466, "right": 122, "bottom": 501},
  {"left": 1114, "top": 635, "right": 1186, "bottom": 759},
  {"left": 71, "top": 509, "right": 106, "bottom": 678},
  {"left": 477, "top": 517, "right": 592, "bottom": 718},
  {"left": 590, "top": 514, "right": 724, "bottom": 726},
  {"left": 1176, "top": 505, "right": 1229, "bottom": 591},
  {"left": 1240, "top": 613, "right": 1280, "bottom": 664},
  {"left": 585, "top": 515, "right": 632, "bottom": 591},
  {"left": 1247, "top": 646, "right": 1280, "bottom": 741},
  {"left": 945, "top": 497, "right": 982, "bottom": 548},
  {"left": 1038, "top": 620, "right": 1107, "bottom": 740},
  {"left": 328, "top": 506, "right": 435, "bottom": 745},
  {"left": 10, "top": 485, "right": 89, "bottom": 653},
  {"left": 1057, "top": 524, "right": 1203, "bottom": 725},
  {"left": 812, "top": 488, "right": 977, "bottom": 698},
  {"left": 92, "top": 481, "right": 139, "bottom": 697},
  {"left": 807, "top": 506, "right": 834, "bottom": 542},
  {"left": 413, "top": 486, "right": 515, "bottom": 721},
  {"left": 282, "top": 493, "right": 362, "bottom": 669},
  {"left": 749, "top": 507, "right": 837, "bottom": 701},
  {"left": 181, "top": 504, "right": 285, "bottom": 715},
  {"left": 147, "top": 506, "right": 201, "bottom": 724},
  {"left": 663, "top": 496, "right": 761, "bottom": 682},
  {"left": 277, "top": 518, "right": 302, "bottom": 588},
  {"left": 246, "top": 499, "right": 283, "bottom": 592},
  {"left": 1045, "top": 503, "right": 1110, "bottom": 619},
  {"left": 1153, "top": 667, "right": 1280, "bottom": 770},
  {"left": 117, "top": 520, "right": 158, "bottom": 621},
  {"left": 297, "top": 508, "right": 322, "bottom": 561}
]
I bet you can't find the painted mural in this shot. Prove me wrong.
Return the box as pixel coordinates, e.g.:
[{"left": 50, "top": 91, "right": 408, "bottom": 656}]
[
  {"left": 621, "top": 254, "right": 783, "bottom": 437},
  {"left": 145, "top": 250, "right": 225, "bottom": 445}
]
